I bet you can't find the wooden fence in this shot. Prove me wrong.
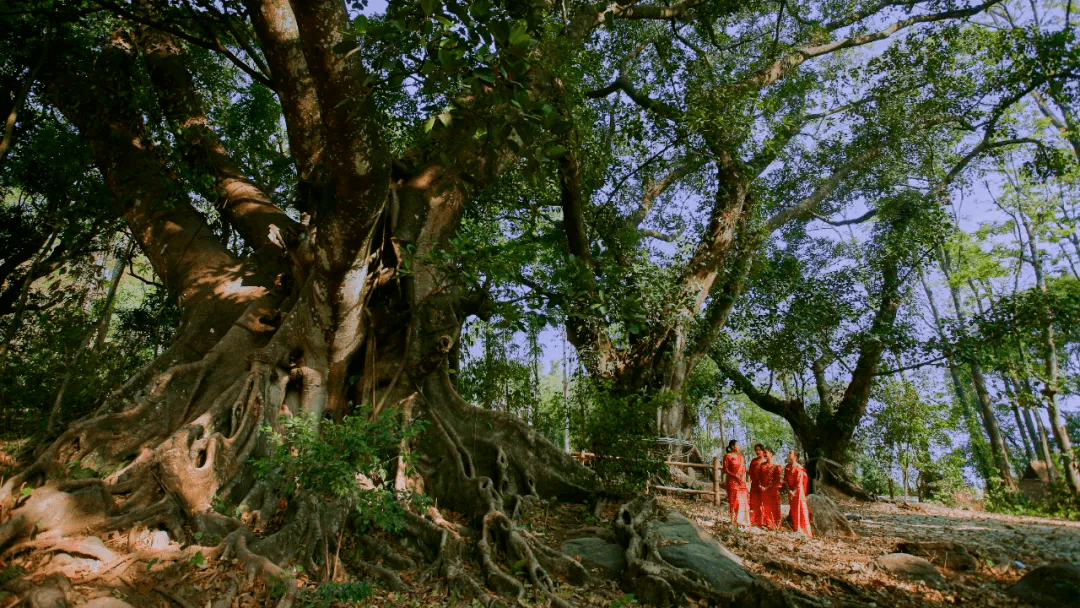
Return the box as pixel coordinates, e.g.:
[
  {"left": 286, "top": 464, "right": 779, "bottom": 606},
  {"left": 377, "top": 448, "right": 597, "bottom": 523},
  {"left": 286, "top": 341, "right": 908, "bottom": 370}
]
[{"left": 571, "top": 451, "right": 722, "bottom": 506}]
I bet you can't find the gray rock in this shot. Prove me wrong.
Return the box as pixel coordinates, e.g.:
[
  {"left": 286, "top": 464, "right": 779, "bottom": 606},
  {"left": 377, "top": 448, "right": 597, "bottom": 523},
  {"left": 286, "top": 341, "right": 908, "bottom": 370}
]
[
  {"left": 650, "top": 510, "right": 753, "bottom": 593},
  {"left": 50, "top": 553, "right": 103, "bottom": 573},
  {"left": 896, "top": 540, "right": 977, "bottom": 572},
  {"left": 561, "top": 537, "right": 626, "bottom": 578},
  {"left": 1007, "top": 563, "right": 1080, "bottom": 607},
  {"left": 28, "top": 574, "right": 71, "bottom": 608},
  {"left": 873, "top": 553, "right": 949, "bottom": 591},
  {"left": 78, "top": 599, "right": 137, "bottom": 608},
  {"left": 150, "top": 530, "right": 170, "bottom": 549},
  {"left": 807, "top": 494, "right": 857, "bottom": 538}
]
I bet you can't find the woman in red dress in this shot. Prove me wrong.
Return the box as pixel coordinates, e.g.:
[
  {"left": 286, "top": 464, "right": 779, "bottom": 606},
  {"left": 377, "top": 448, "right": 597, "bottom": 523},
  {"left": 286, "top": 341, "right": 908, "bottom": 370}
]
[
  {"left": 748, "top": 444, "right": 766, "bottom": 527},
  {"left": 722, "top": 440, "right": 749, "bottom": 526},
  {"left": 784, "top": 450, "right": 812, "bottom": 537},
  {"left": 759, "top": 448, "right": 783, "bottom": 530}
]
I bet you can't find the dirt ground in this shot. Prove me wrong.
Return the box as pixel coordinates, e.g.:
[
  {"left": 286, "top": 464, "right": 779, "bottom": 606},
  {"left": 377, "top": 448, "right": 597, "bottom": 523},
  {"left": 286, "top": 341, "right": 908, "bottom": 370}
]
[
  {"left": 670, "top": 493, "right": 1080, "bottom": 607},
  {"left": 3, "top": 491, "right": 1078, "bottom": 607}
]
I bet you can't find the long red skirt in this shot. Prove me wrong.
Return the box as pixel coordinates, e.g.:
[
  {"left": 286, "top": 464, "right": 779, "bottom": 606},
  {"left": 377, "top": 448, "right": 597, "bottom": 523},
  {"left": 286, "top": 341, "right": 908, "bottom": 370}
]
[
  {"left": 760, "top": 465, "right": 782, "bottom": 529},
  {"left": 785, "top": 463, "right": 812, "bottom": 537},
  {"left": 748, "top": 483, "right": 763, "bottom": 526},
  {"left": 727, "top": 481, "right": 749, "bottom": 526}
]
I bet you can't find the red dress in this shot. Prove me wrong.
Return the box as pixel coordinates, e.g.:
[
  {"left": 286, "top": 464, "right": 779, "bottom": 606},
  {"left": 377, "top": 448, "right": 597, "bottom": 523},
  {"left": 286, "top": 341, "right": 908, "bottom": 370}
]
[
  {"left": 723, "top": 452, "right": 749, "bottom": 526},
  {"left": 784, "top": 463, "right": 812, "bottom": 537},
  {"left": 759, "top": 463, "right": 783, "bottom": 530},
  {"left": 748, "top": 456, "right": 765, "bottom": 526}
]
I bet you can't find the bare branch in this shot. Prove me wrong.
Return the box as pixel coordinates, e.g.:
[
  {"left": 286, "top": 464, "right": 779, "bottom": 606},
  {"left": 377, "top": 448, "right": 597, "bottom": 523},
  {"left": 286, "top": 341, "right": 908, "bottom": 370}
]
[
  {"left": 748, "top": 0, "right": 1004, "bottom": 90},
  {"left": 765, "top": 145, "right": 881, "bottom": 232},
  {"left": 586, "top": 76, "right": 684, "bottom": 121},
  {"left": 639, "top": 229, "right": 679, "bottom": 241},
  {"left": 812, "top": 207, "right": 878, "bottom": 226},
  {"left": 632, "top": 161, "right": 697, "bottom": 227},
  {"left": 875, "top": 355, "right": 948, "bottom": 376},
  {"left": 934, "top": 137, "right": 1040, "bottom": 195}
]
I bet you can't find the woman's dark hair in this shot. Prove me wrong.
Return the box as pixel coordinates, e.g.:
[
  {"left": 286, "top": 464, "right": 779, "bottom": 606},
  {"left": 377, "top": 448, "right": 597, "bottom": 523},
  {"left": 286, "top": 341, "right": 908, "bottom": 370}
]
[
  {"left": 754, "top": 443, "right": 765, "bottom": 452},
  {"left": 726, "top": 440, "right": 738, "bottom": 453}
]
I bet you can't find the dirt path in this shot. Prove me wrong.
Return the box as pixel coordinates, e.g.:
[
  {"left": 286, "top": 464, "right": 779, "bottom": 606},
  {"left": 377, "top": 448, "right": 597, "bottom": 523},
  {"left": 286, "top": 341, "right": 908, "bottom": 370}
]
[{"left": 669, "top": 494, "right": 1080, "bottom": 607}]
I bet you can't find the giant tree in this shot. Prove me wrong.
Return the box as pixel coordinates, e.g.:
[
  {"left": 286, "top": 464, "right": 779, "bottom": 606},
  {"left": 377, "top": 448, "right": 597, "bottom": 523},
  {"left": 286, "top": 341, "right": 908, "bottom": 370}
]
[{"left": 0, "top": 0, "right": 815, "bottom": 605}]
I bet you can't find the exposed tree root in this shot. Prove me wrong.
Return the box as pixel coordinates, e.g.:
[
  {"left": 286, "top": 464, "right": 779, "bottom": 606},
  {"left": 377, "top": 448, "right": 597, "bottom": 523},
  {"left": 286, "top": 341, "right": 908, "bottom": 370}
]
[
  {"left": 615, "top": 496, "right": 820, "bottom": 608},
  {"left": 0, "top": 298, "right": 824, "bottom": 608}
]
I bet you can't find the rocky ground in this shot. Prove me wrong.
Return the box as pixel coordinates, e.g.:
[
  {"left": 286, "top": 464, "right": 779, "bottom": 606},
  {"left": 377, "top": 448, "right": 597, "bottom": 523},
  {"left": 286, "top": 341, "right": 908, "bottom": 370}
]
[{"left": 3, "top": 488, "right": 1079, "bottom": 607}]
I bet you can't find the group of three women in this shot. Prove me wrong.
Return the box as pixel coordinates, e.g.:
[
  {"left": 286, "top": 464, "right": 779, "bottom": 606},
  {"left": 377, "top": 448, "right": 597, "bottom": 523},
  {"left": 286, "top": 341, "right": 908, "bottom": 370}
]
[{"left": 721, "top": 441, "right": 812, "bottom": 537}]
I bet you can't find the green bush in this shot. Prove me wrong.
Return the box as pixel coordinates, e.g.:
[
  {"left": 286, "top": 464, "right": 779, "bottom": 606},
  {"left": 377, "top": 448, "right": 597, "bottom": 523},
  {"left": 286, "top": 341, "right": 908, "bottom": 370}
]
[
  {"left": 579, "top": 380, "right": 668, "bottom": 493},
  {"left": 300, "top": 581, "right": 372, "bottom": 607},
  {"left": 254, "top": 407, "right": 426, "bottom": 532},
  {"left": 985, "top": 480, "right": 1080, "bottom": 521}
]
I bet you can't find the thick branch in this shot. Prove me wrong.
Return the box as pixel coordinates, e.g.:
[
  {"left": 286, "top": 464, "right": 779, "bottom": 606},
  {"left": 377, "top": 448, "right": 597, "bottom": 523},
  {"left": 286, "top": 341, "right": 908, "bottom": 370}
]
[
  {"left": 139, "top": 27, "right": 302, "bottom": 266},
  {"left": 45, "top": 38, "right": 257, "bottom": 323},
  {"left": 0, "top": 45, "right": 46, "bottom": 167},
  {"left": 245, "top": 0, "right": 325, "bottom": 180},
  {"left": 93, "top": 0, "right": 273, "bottom": 88},
  {"left": 719, "top": 361, "right": 809, "bottom": 434}
]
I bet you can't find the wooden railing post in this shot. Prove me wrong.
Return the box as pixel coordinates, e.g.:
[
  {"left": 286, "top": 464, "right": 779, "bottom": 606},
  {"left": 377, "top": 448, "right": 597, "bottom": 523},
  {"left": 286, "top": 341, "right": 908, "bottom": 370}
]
[{"left": 713, "top": 456, "right": 721, "bottom": 506}]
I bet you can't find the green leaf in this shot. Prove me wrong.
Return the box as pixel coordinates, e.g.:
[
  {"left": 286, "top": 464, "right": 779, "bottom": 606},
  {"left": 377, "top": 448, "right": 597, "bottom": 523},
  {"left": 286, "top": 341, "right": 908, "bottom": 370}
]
[
  {"left": 424, "top": 115, "right": 437, "bottom": 132},
  {"left": 544, "top": 145, "right": 567, "bottom": 159},
  {"left": 508, "top": 20, "right": 534, "bottom": 47},
  {"left": 19, "top": 487, "right": 31, "bottom": 498}
]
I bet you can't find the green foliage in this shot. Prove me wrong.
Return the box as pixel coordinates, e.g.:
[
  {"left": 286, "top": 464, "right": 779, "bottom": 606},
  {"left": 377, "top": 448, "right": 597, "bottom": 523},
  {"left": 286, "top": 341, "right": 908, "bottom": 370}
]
[
  {"left": 254, "top": 408, "right": 426, "bottom": 533},
  {"left": 986, "top": 481, "right": 1080, "bottom": 521},
  {"left": 577, "top": 380, "right": 668, "bottom": 493},
  {"left": 0, "top": 566, "right": 24, "bottom": 586},
  {"left": 860, "top": 372, "right": 961, "bottom": 499},
  {"left": 299, "top": 581, "right": 372, "bottom": 607}
]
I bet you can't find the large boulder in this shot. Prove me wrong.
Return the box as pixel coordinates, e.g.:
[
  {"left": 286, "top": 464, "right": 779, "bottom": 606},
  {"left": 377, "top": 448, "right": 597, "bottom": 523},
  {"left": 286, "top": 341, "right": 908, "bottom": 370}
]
[
  {"left": 649, "top": 510, "right": 754, "bottom": 593},
  {"left": 872, "top": 553, "right": 949, "bottom": 591},
  {"left": 561, "top": 536, "right": 627, "bottom": 579},
  {"left": 1007, "top": 563, "right": 1080, "bottom": 607},
  {"left": 896, "top": 540, "right": 978, "bottom": 572},
  {"left": 806, "top": 494, "right": 857, "bottom": 538}
]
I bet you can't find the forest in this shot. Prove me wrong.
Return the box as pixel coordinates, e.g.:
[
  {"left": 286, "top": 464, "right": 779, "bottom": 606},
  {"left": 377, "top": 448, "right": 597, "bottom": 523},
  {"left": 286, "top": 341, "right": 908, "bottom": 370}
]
[{"left": 1, "top": 0, "right": 1079, "bottom": 606}]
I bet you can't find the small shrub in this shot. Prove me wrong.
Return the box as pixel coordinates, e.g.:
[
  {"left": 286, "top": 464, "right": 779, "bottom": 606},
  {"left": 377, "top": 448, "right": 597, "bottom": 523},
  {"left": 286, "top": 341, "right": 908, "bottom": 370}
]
[
  {"left": 579, "top": 380, "right": 668, "bottom": 493},
  {"left": 254, "top": 406, "right": 426, "bottom": 532},
  {"left": 985, "top": 479, "right": 1080, "bottom": 520},
  {"left": 300, "top": 580, "right": 371, "bottom": 607}
]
